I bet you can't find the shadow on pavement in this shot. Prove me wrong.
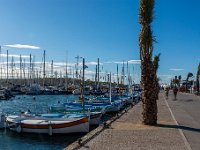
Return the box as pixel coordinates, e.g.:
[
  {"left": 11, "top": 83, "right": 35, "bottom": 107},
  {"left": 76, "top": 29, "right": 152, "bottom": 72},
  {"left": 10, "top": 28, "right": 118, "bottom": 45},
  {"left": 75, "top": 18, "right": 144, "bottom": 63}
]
[
  {"left": 183, "top": 99, "right": 193, "bottom": 102},
  {"left": 156, "top": 124, "right": 200, "bottom": 133}
]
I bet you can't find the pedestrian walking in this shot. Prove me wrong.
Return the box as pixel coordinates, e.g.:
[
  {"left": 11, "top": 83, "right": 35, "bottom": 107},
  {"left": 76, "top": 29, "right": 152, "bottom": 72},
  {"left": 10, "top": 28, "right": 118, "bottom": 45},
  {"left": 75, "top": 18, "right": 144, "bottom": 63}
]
[
  {"left": 173, "top": 86, "right": 178, "bottom": 100},
  {"left": 165, "top": 86, "right": 169, "bottom": 99}
]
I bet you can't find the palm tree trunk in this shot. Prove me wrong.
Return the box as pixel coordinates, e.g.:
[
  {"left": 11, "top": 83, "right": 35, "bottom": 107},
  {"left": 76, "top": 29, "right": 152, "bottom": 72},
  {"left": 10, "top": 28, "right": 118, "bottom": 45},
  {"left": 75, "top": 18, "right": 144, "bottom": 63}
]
[
  {"left": 139, "top": 0, "right": 157, "bottom": 125},
  {"left": 197, "top": 77, "right": 199, "bottom": 93},
  {"left": 196, "top": 64, "right": 200, "bottom": 94},
  {"left": 141, "top": 60, "right": 157, "bottom": 125},
  {"left": 185, "top": 82, "right": 188, "bottom": 93}
]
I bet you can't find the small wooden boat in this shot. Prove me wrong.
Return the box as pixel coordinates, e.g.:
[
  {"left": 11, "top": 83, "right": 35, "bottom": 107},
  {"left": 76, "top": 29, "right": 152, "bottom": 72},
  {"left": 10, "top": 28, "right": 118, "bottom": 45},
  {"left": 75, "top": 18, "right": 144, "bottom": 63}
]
[
  {"left": 6, "top": 114, "right": 89, "bottom": 135},
  {"left": 49, "top": 105, "right": 102, "bottom": 125}
]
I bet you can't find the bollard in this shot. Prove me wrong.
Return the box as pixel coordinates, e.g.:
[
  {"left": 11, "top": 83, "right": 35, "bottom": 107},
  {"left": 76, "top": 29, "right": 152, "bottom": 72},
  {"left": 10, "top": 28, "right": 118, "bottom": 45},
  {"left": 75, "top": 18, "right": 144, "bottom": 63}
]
[{"left": 78, "top": 138, "right": 83, "bottom": 146}]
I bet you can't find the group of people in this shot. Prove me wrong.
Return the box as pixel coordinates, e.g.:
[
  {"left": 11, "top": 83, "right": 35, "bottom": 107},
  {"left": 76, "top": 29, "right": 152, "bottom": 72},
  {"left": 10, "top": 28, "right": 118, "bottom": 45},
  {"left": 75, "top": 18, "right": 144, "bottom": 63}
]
[{"left": 164, "top": 86, "right": 178, "bottom": 100}]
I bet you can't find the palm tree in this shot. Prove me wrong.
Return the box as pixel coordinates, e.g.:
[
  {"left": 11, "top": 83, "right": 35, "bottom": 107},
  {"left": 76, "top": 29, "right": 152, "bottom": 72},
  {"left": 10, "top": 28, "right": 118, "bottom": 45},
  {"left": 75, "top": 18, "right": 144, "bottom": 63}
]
[
  {"left": 185, "top": 72, "right": 193, "bottom": 92},
  {"left": 139, "top": 0, "right": 157, "bottom": 125},
  {"left": 153, "top": 53, "right": 161, "bottom": 72},
  {"left": 153, "top": 53, "right": 161, "bottom": 100},
  {"left": 178, "top": 75, "right": 182, "bottom": 87},
  {"left": 172, "top": 76, "right": 179, "bottom": 87},
  {"left": 196, "top": 63, "right": 200, "bottom": 94}
]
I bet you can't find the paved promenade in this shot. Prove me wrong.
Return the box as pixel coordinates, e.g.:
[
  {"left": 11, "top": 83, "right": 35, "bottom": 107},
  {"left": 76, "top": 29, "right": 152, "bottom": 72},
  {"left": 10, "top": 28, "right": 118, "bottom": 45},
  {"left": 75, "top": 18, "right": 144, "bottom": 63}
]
[
  {"left": 70, "top": 92, "right": 197, "bottom": 150},
  {"left": 166, "top": 91, "right": 200, "bottom": 150}
]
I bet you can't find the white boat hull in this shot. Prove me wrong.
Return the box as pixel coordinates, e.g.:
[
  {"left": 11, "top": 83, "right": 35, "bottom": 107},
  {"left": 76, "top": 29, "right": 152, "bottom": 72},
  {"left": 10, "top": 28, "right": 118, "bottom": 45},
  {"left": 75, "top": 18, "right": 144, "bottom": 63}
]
[
  {"left": 7, "top": 116, "right": 89, "bottom": 135},
  {"left": 10, "top": 122, "right": 89, "bottom": 134}
]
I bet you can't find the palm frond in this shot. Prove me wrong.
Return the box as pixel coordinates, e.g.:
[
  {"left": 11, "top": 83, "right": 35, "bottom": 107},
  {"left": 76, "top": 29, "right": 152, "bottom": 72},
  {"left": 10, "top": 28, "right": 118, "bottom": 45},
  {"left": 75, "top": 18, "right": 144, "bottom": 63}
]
[
  {"left": 153, "top": 53, "right": 161, "bottom": 72},
  {"left": 139, "top": 0, "right": 155, "bottom": 61}
]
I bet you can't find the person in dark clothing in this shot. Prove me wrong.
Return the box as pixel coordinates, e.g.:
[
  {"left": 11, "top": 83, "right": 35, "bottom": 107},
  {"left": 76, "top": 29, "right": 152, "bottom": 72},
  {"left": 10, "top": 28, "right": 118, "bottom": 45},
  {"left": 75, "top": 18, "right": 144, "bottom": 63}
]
[
  {"left": 173, "top": 86, "right": 178, "bottom": 100},
  {"left": 165, "top": 86, "right": 170, "bottom": 99}
]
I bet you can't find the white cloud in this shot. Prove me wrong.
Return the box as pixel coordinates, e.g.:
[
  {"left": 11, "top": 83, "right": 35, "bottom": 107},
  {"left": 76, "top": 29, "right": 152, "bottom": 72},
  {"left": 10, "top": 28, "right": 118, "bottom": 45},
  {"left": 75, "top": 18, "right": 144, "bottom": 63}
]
[
  {"left": 76, "top": 61, "right": 103, "bottom": 66},
  {"left": 32, "top": 61, "right": 75, "bottom": 67},
  {"left": 104, "top": 60, "right": 141, "bottom": 65},
  {"left": 85, "top": 62, "right": 98, "bottom": 66},
  {"left": 52, "top": 62, "right": 75, "bottom": 67},
  {"left": 0, "top": 54, "right": 29, "bottom": 58},
  {"left": 128, "top": 60, "right": 141, "bottom": 64},
  {"left": 85, "top": 70, "right": 95, "bottom": 75},
  {"left": 169, "top": 68, "right": 184, "bottom": 71},
  {"left": 104, "top": 61, "right": 122, "bottom": 64},
  {"left": 4, "top": 44, "right": 40, "bottom": 49},
  {"left": 158, "top": 74, "right": 173, "bottom": 78}
]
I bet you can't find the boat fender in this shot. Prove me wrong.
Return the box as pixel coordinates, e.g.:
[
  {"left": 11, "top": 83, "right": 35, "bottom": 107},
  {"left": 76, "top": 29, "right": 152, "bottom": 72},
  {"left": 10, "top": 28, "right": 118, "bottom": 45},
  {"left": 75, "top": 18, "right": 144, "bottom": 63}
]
[
  {"left": 16, "top": 125, "right": 21, "bottom": 133},
  {"left": 48, "top": 122, "right": 52, "bottom": 136}
]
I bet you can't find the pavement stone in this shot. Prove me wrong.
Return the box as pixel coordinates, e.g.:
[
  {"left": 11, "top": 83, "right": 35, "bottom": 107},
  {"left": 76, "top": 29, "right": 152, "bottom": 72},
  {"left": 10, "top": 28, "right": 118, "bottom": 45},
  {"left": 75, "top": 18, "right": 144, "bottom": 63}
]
[{"left": 77, "top": 93, "right": 188, "bottom": 150}]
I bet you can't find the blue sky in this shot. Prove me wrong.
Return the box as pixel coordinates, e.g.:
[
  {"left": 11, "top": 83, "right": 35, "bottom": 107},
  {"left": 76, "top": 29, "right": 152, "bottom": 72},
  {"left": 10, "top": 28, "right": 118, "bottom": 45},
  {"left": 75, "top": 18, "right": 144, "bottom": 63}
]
[{"left": 0, "top": 0, "right": 199, "bottom": 83}]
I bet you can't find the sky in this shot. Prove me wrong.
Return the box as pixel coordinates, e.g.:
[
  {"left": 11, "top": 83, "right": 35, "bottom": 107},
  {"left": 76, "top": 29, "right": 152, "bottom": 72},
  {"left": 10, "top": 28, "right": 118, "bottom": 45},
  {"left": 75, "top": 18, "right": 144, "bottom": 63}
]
[{"left": 0, "top": 0, "right": 200, "bottom": 84}]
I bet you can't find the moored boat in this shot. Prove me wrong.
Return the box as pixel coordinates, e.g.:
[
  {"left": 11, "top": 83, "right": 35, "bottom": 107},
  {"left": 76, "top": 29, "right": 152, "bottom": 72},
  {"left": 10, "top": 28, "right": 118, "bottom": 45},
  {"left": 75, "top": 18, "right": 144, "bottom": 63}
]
[
  {"left": 49, "top": 104, "right": 102, "bottom": 125},
  {"left": 6, "top": 114, "right": 89, "bottom": 135}
]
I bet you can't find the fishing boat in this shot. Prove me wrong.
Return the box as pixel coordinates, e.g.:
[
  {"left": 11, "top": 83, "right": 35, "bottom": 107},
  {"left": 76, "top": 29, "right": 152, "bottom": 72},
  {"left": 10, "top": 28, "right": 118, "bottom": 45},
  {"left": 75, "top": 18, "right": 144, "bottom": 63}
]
[
  {"left": 72, "top": 89, "right": 80, "bottom": 95},
  {"left": 41, "top": 112, "right": 101, "bottom": 125},
  {"left": 0, "top": 89, "right": 14, "bottom": 100},
  {"left": 50, "top": 102, "right": 103, "bottom": 113},
  {"left": 50, "top": 102, "right": 103, "bottom": 125},
  {"left": 50, "top": 59, "right": 102, "bottom": 125},
  {"left": 61, "top": 111, "right": 102, "bottom": 125},
  {"left": 6, "top": 113, "right": 89, "bottom": 135},
  {"left": 26, "top": 84, "right": 42, "bottom": 95}
]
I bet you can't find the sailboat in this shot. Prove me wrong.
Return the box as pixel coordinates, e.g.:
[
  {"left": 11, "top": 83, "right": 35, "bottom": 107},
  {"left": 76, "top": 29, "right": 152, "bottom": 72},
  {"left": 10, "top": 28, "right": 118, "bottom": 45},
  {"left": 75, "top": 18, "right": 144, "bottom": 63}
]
[
  {"left": 6, "top": 57, "right": 91, "bottom": 135},
  {"left": 50, "top": 58, "right": 103, "bottom": 125}
]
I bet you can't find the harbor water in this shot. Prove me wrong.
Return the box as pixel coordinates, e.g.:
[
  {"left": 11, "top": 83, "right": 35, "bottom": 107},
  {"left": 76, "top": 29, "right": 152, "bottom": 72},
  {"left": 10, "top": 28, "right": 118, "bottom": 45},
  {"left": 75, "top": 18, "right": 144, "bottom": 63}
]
[{"left": 0, "top": 95, "right": 82, "bottom": 150}]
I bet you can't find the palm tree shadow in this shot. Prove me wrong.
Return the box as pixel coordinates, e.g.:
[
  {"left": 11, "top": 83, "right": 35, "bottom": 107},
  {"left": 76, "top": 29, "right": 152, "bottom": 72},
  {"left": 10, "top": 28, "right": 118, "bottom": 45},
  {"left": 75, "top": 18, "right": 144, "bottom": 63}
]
[{"left": 156, "top": 124, "right": 200, "bottom": 133}]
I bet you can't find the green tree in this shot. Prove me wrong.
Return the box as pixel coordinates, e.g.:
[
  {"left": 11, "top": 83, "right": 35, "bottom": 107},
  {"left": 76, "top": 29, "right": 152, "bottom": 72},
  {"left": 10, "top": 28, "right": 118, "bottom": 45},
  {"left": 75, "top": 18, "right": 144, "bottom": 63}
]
[
  {"left": 139, "top": 0, "right": 157, "bottom": 125},
  {"left": 185, "top": 72, "right": 193, "bottom": 92}
]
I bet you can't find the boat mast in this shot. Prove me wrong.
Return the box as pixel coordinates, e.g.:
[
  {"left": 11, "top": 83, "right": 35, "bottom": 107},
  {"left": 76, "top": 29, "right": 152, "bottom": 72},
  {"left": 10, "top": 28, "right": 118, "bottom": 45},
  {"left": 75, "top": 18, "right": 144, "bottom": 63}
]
[
  {"left": 109, "top": 72, "right": 112, "bottom": 103},
  {"left": 132, "top": 65, "right": 134, "bottom": 85},
  {"left": 32, "top": 56, "right": 35, "bottom": 83},
  {"left": 117, "top": 64, "right": 119, "bottom": 86},
  {"left": 75, "top": 55, "right": 82, "bottom": 79},
  {"left": 51, "top": 60, "right": 53, "bottom": 86},
  {"left": 72, "top": 65, "right": 75, "bottom": 85},
  {"left": 81, "top": 58, "right": 85, "bottom": 111},
  {"left": 23, "top": 59, "right": 26, "bottom": 85},
  {"left": 11, "top": 56, "right": 14, "bottom": 80},
  {"left": 6, "top": 50, "right": 8, "bottom": 84},
  {"left": 97, "top": 58, "right": 100, "bottom": 90},
  {"left": 65, "top": 51, "right": 68, "bottom": 90},
  {"left": 127, "top": 61, "right": 129, "bottom": 96},
  {"left": 20, "top": 54, "right": 22, "bottom": 81},
  {"left": 95, "top": 65, "right": 97, "bottom": 89},
  {"left": 0, "top": 46, "right": 2, "bottom": 79},
  {"left": 29, "top": 54, "right": 32, "bottom": 85},
  {"left": 43, "top": 50, "right": 46, "bottom": 88}
]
